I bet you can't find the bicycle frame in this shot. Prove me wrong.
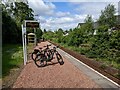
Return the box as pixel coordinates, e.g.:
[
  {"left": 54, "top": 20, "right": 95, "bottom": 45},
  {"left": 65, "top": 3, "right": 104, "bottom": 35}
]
[{"left": 50, "top": 47, "right": 59, "bottom": 58}]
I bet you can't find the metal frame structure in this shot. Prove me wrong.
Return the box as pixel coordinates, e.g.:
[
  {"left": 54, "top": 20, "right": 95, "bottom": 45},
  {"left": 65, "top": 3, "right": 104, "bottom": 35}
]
[{"left": 22, "top": 20, "right": 39, "bottom": 65}]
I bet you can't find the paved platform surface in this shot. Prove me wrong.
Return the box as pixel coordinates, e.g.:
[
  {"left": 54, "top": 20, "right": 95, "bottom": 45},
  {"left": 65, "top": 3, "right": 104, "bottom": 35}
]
[
  {"left": 57, "top": 47, "right": 120, "bottom": 89},
  {"left": 13, "top": 41, "right": 120, "bottom": 89}
]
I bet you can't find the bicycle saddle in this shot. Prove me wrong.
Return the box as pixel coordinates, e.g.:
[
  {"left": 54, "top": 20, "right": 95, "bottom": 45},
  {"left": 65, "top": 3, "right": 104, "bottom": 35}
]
[{"left": 44, "top": 46, "right": 47, "bottom": 47}]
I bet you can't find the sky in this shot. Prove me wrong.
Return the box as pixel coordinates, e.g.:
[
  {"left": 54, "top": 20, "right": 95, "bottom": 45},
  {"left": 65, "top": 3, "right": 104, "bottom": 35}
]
[{"left": 28, "top": 0, "right": 120, "bottom": 31}]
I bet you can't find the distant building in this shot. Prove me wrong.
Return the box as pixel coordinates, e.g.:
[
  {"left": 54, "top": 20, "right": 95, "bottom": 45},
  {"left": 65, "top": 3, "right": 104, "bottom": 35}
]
[
  {"left": 77, "top": 15, "right": 120, "bottom": 30},
  {"left": 77, "top": 23, "right": 85, "bottom": 28},
  {"left": 77, "top": 22, "right": 99, "bottom": 29},
  {"left": 116, "top": 15, "right": 120, "bottom": 24},
  {"left": 63, "top": 33, "right": 69, "bottom": 36},
  {"left": 113, "top": 15, "right": 120, "bottom": 30},
  {"left": 93, "top": 22, "right": 99, "bottom": 29}
]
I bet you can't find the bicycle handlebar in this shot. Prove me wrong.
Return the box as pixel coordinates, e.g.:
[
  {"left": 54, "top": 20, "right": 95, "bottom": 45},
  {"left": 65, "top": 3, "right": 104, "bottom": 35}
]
[{"left": 36, "top": 44, "right": 59, "bottom": 52}]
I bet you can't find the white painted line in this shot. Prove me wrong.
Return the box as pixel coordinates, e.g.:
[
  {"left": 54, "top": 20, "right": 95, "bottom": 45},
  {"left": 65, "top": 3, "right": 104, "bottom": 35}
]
[
  {"left": 69, "top": 53, "right": 120, "bottom": 88},
  {"left": 59, "top": 49, "right": 120, "bottom": 88},
  {"left": 65, "top": 54, "right": 71, "bottom": 58}
]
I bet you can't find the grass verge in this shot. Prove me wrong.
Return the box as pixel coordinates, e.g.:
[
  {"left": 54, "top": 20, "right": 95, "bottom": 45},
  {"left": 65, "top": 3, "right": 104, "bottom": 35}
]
[{"left": 2, "top": 44, "right": 23, "bottom": 78}]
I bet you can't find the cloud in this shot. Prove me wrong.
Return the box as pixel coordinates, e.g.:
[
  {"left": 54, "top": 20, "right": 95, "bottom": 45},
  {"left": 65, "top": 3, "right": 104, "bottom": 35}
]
[
  {"left": 28, "top": 0, "right": 119, "bottom": 31},
  {"left": 43, "top": 0, "right": 120, "bottom": 2},
  {"left": 48, "top": 17, "right": 74, "bottom": 24},
  {"left": 38, "top": 16, "right": 47, "bottom": 23},
  {"left": 56, "top": 11, "right": 71, "bottom": 17},
  {"left": 118, "top": 1, "right": 120, "bottom": 15},
  {"left": 71, "top": 2, "right": 118, "bottom": 21},
  {"left": 75, "top": 3, "right": 109, "bottom": 20},
  {"left": 68, "top": 0, "right": 119, "bottom": 2},
  {"left": 41, "top": 21, "right": 77, "bottom": 31},
  {"left": 40, "top": 14, "right": 87, "bottom": 30},
  {"left": 28, "top": 0, "right": 56, "bottom": 16}
]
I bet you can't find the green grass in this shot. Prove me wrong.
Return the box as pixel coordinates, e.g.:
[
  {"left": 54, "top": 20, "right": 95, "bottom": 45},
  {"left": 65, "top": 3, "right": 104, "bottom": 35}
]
[
  {"left": 2, "top": 44, "right": 23, "bottom": 78},
  {"left": 58, "top": 42, "right": 120, "bottom": 70},
  {"left": 27, "top": 43, "right": 35, "bottom": 53}
]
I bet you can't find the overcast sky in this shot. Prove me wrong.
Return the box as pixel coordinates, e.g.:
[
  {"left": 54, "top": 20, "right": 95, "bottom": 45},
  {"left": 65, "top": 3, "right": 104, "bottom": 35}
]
[{"left": 28, "top": 0, "right": 120, "bottom": 31}]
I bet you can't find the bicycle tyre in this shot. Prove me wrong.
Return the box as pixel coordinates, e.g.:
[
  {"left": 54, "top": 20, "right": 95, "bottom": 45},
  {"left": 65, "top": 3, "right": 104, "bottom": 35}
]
[
  {"left": 56, "top": 53, "right": 64, "bottom": 65},
  {"left": 34, "top": 54, "right": 47, "bottom": 67},
  {"left": 31, "top": 52, "right": 37, "bottom": 61}
]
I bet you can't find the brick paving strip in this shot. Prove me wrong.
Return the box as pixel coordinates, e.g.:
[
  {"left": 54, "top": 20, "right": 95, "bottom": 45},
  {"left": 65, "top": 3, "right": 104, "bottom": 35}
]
[{"left": 13, "top": 41, "right": 101, "bottom": 88}]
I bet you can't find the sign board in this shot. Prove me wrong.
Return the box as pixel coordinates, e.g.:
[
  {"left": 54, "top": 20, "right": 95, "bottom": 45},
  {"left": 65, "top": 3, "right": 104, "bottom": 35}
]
[{"left": 26, "top": 22, "right": 39, "bottom": 28}]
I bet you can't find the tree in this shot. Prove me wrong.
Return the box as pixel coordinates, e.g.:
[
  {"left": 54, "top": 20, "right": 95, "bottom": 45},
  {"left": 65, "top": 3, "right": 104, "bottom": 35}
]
[
  {"left": 98, "top": 4, "right": 116, "bottom": 28},
  {"left": 2, "top": 2, "right": 34, "bottom": 44},
  {"left": 2, "top": 4, "right": 19, "bottom": 44},
  {"left": 67, "top": 28, "right": 83, "bottom": 46},
  {"left": 36, "top": 28, "right": 43, "bottom": 39},
  {"left": 54, "top": 28, "right": 64, "bottom": 43},
  {"left": 84, "top": 15, "right": 94, "bottom": 35},
  {"left": 11, "top": 2, "right": 34, "bottom": 26},
  {"left": 42, "top": 30, "right": 55, "bottom": 40}
]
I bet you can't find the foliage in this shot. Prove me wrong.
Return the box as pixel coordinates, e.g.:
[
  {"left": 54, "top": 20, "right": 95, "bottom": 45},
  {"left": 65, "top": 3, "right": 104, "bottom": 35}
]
[
  {"left": 84, "top": 15, "right": 94, "bottom": 35},
  {"left": 36, "top": 28, "right": 43, "bottom": 39},
  {"left": 55, "top": 28, "right": 64, "bottom": 43},
  {"left": 43, "top": 4, "right": 120, "bottom": 69},
  {"left": 42, "top": 30, "right": 55, "bottom": 40},
  {"left": 2, "top": 7, "right": 20, "bottom": 44},
  {"left": 10, "top": 2, "right": 34, "bottom": 26},
  {"left": 98, "top": 4, "right": 116, "bottom": 28},
  {"left": 3, "top": 2, "right": 119, "bottom": 70},
  {"left": 67, "top": 28, "right": 82, "bottom": 46},
  {"left": 2, "top": 2, "right": 34, "bottom": 44},
  {"left": 2, "top": 2, "right": 36, "bottom": 78},
  {"left": 2, "top": 44, "right": 23, "bottom": 77}
]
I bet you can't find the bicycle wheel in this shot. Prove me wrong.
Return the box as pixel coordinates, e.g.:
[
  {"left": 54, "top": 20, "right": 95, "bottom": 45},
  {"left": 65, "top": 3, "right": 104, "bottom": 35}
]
[
  {"left": 31, "top": 51, "right": 38, "bottom": 61},
  {"left": 56, "top": 53, "right": 64, "bottom": 65},
  {"left": 34, "top": 54, "right": 47, "bottom": 67}
]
